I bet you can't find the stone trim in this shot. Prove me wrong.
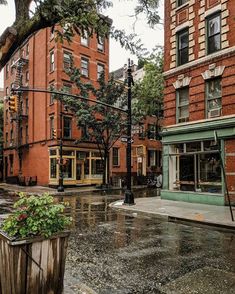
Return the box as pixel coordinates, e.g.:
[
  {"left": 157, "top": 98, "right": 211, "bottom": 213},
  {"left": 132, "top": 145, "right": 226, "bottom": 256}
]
[
  {"left": 205, "top": 4, "right": 222, "bottom": 18},
  {"left": 201, "top": 64, "right": 225, "bottom": 80},
  {"left": 173, "top": 74, "right": 192, "bottom": 89},
  {"left": 164, "top": 45, "right": 235, "bottom": 77}
]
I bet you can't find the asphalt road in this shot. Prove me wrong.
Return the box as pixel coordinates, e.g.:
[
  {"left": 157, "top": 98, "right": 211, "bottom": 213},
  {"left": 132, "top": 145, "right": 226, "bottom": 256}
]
[{"left": 59, "top": 192, "right": 235, "bottom": 294}]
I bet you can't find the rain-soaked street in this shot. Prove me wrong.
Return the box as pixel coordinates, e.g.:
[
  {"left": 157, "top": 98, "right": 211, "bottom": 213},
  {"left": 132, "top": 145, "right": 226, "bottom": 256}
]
[{"left": 1, "top": 188, "right": 235, "bottom": 293}]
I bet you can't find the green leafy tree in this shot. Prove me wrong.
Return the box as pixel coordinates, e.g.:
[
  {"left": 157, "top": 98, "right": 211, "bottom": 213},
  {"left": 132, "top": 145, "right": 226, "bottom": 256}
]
[
  {"left": 132, "top": 49, "right": 164, "bottom": 119},
  {"left": 0, "top": 0, "right": 161, "bottom": 70},
  {"left": 60, "top": 67, "right": 127, "bottom": 186}
]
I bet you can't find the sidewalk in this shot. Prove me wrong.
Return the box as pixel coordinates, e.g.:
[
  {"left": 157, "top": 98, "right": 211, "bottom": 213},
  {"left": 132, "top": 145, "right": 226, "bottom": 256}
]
[
  {"left": 110, "top": 197, "right": 235, "bottom": 230},
  {"left": 1, "top": 182, "right": 234, "bottom": 230}
]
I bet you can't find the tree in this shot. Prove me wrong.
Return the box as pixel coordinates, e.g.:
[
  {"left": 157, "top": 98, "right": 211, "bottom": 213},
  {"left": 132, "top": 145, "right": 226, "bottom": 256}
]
[
  {"left": 60, "top": 66, "right": 127, "bottom": 186},
  {"left": 132, "top": 49, "right": 164, "bottom": 119},
  {"left": 0, "top": 0, "right": 161, "bottom": 71}
]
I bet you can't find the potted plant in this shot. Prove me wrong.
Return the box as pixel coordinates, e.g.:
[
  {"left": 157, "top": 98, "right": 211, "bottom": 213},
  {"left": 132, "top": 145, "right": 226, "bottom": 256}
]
[{"left": 0, "top": 192, "right": 71, "bottom": 294}]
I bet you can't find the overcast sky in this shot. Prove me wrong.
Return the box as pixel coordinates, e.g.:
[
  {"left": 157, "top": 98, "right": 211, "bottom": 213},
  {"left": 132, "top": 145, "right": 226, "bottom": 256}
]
[{"left": 0, "top": 0, "right": 164, "bottom": 88}]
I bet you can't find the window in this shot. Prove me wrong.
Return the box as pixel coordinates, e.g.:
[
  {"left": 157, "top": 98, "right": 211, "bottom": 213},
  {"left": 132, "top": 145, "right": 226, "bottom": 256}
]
[
  {"left": 49, "top": 84, "right": 55, "bottom": 104},
  {"left": 6, "top": 63, "right": 9, "bottom": 79},
  {"left": 25, "top": 97, "right": 29, "bottom": 114},
  {"left": 177, "top": 29, "right": 189, "bottom": 66},
  {"left": 11, "top": 58, "right": 14, "bottom": 74},
  {"left": 147, "top": 124, "right": 156, "bottom": 139},
  {"left": 81, "top": 57, "right": 89, "bottom": 77},
  {"left": 10, "top": 129, "right": 13, "bottom": 145},
  {"left": 177, "top": 87, "right": 189, "bottom": 123},
  {"left": 6, "top": 87, "right": 9, "bottom": 96},
  {"left": 50, "top": 51, "right": 55, "bottom": 72},
  {"left": 207, "top": 14, "right": 221, "bottom": 54},
  {"left": 97, "top": 36, "right": 104, "bottom": 52},
  {"left": 25, "top": 71, "right": 29, "bottom": 82},
  {"left": 206, "top": 78, "right": 222, "bottom": 118},
  {"left": 63, "top": 117, "right": 72, "bottom": 138},
  {"left": 112, "top": 147, "right": 119, "bottom": 166},
  {"left": 20, "top": 127, "right": 23, "bottom": 144},
  {"left": 148, "top": 150, "right": 162, "bottom": 168},
  {"left": 50, "top": 158, "right": 57, "bottom": 178},
  {"left": 81, "top": 31, "right": 89, "bottom": 46},
  {"left": 177, "top": 0, "right": 188, "bottom": 6},
  {"left": 6, "top": 132, "right": 8, "bottom": 145},
  {"left": 63, "top": 51, "right": 72, "bottom": 70},
  {"left": 97, "top": 63, "right": 105, "bottom": 79},
  {"left": 50, "top": 116, "right": 54, "bottom": 139},
  {"left": 63, "top": 158, "right": 73, "bottom": 178},
  {"left": 139, "top": 123, "right": 145, "bottom": 139},
  {"left": 9, "top": 154, "right": 13, "bottom": 174},
  {"left": 169, "top": 141, "right": 222, "bottom": 194},
  {"left": 26, "top": 125, "right": 28, "bottom": 143},
  {"left": 26, "top": 44, "right": 29, "bottom": 56},
  {"left": 5, "top": 109, "right": 8, "bottom": 124}
]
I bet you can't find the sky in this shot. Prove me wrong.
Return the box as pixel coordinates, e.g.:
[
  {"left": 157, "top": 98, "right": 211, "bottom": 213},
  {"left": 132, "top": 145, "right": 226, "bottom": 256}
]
[{"left": 0, "top": 0, "right": 164, "bottom": 88}]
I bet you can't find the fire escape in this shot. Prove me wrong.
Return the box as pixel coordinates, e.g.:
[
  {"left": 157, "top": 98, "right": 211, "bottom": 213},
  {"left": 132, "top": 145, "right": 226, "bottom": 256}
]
[{"left": 11, "top": 56, "right": 29, "bottom": 172}]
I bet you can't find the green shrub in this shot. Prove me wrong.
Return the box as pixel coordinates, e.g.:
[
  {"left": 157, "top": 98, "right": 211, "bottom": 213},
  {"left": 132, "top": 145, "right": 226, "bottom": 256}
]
[{"left": 1, "top": 193, "right": 71, "bottom": 239}]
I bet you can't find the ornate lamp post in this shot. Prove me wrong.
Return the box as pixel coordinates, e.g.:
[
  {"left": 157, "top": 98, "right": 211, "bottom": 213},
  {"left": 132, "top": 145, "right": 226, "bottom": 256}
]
[
  {"left": 57, "top": 97, "right": 64, "bottom": 192},
  {"left": 123, "top": 59, "right": 135, "bottom": 205}
]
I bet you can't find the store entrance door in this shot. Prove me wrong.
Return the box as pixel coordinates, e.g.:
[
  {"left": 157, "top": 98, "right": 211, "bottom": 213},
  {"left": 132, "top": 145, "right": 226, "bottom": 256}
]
[{"left": 76, "top": 160, "right": 84, "bottom": 182}]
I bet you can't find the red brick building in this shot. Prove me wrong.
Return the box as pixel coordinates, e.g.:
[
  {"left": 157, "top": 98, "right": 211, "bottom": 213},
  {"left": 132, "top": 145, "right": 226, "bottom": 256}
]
[
  {"left": 3, "top": 27, "right": 162, "bottom": 188},
  {"left": 162, "top": 0, "right": 235, "bottom": 205},
  {"left": 3, "top": 27, "right": 109, "bottom": 186},
  {"left": 110, "top": 65, "right": 162, "bottom": 186}
]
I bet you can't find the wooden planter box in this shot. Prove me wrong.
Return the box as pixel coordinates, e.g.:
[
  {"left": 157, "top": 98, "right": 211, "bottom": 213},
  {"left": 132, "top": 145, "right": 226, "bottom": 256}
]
[{"left": 0, "top": 230, "right": 70, "bottom": 294}]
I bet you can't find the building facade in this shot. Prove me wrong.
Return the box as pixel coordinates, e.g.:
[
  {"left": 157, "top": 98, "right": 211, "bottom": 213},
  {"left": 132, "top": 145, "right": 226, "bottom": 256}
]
[
  {"left": 3, "top": 27, "right": 109, "bottom": 186},
  {"left": 163, "top": 0, "right": 235, "bottom": 205},
  {"left": 110, "top": 65, "right": 162, "bottom": 186}
]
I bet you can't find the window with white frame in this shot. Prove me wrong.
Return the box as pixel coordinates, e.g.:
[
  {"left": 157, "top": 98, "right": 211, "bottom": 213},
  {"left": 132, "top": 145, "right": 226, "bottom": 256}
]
[
  {"left": 177, "top": 29, "right": 189, "bottom": 66},
  {"left": 63, "top": 116, "right": 72, "bottom": 138},
  {"left": 97, "top": 36, "right": 104, "bottom": 52},
  {"left": 206, "top": 78, "right": 221, "bottom": 118},
  {"left": 177, "top": 0, "right": 189, "bottom": 7},
  {"left": 81, "top": 57, "right": 89, "bottom": 77},
  {"left": 49, "top": 84, "right": 55, "bottom": 104},
  {"left": 50, "top": 116, "right": 54, "bottom": 139},
  {"left": 147, "top": 124, "right": 156, "bottom": 139},
  {"left": 50, "top": 51, "right": 55, "bottom": 72},
  {"left": 169, "top": 141, "right": 222, "bottom": 194},
  {"left": 81, "top": 31, "right": 89, "bottom": 46},
  {"left": 63, "top": 51, "right": 72, "bottom": 70},
  {"left": 97, "top": 63, "right": 105, "bottom": 79},
  {"left": 6, "top": 63, "right": 9, "bottom": 79},
  {"left": 177, "top": 87, "right": 189, "bottom": 123},
  {"left": 112, "top": 147, "right": 119, "bottom": 166},
  {"left": 207, "top": 13, "right": 221, "bottom": 55}
]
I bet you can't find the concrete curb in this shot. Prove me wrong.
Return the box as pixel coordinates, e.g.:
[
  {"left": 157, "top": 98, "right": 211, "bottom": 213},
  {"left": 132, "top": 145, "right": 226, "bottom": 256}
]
[{"left": 110, "top": 200, "right": 235, "bottom": 232}]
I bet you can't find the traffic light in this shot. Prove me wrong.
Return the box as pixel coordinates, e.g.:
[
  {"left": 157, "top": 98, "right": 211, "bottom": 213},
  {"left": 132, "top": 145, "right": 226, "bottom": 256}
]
[
  {"left": 8, "top": 95, "right": 18, "bottom": 112},
  {"left": 52, "top": 128, "right": 57, "bottom": 139}
]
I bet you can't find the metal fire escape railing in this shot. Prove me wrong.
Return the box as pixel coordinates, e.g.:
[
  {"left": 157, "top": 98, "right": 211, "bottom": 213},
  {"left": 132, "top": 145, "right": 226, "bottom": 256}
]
[{"left": 11, "top": 57, "right": 29, "bottom": 151}]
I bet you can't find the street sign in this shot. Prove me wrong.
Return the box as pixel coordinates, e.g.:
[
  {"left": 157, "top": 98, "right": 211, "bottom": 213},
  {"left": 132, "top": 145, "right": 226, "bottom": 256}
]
[{"left": 121, "top": 137, "right": 133, "bottom": 143}]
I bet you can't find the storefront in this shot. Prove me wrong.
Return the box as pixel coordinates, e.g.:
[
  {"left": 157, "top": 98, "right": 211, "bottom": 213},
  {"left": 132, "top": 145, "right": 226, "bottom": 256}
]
[
  {"left": 161, "top": 116, "right": 235, "bottom": 206},
  {"left": 49, "top": 147, "right": 103, "bottom": 186}
]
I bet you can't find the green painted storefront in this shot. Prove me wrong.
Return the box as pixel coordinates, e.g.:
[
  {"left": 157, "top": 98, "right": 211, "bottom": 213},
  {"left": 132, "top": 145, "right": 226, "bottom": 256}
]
[{"left": 161, "top": 116, "right": 235, "bottom": 206}]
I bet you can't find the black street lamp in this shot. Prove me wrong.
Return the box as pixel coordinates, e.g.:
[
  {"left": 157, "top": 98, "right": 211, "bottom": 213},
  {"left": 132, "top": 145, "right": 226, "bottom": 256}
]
[
  {"left": 123, "top": 59, "right": 135, "bottom": 205},
  {"left": 57, "top": 98, "right": 64, "bottom": 192}
]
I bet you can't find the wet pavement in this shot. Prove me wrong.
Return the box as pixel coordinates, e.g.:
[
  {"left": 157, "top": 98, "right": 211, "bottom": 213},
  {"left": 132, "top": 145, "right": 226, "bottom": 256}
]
[{"left": 0, "top": 189, "right": 235, "bottom": 293}]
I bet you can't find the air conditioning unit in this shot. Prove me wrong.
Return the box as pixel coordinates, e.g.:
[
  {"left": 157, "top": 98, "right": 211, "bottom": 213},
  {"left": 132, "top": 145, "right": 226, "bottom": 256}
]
[{"left": 208, "top": 108, "right": 221, "bottom": 118}]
